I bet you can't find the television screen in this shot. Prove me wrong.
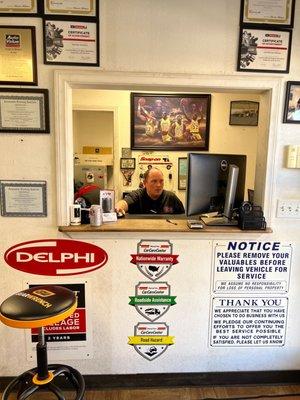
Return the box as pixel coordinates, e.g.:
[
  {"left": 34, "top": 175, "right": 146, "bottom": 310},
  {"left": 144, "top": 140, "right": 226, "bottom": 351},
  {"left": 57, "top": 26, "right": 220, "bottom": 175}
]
[{"left": 186, "top": 153, "right": 247, "bottom": 217}]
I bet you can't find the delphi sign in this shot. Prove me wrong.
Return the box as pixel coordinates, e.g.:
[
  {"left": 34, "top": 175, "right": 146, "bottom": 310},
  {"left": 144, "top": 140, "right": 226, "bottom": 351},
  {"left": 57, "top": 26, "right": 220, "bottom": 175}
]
[{"left": 4, "top": 239, "right": 108, "bottom": 276}]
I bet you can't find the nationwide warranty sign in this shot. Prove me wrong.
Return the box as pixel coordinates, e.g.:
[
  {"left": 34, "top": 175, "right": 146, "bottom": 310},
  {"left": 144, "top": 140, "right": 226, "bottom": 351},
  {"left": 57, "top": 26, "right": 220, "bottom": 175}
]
[{"left": 130, "top": 240, "right": 179, "bottom": 281}]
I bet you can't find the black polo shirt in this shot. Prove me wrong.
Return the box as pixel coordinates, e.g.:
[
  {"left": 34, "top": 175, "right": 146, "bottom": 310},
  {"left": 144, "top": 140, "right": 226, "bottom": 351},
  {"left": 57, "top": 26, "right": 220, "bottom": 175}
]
[{"left": 124, "top": 189, "right": 185, "bottom": 214}]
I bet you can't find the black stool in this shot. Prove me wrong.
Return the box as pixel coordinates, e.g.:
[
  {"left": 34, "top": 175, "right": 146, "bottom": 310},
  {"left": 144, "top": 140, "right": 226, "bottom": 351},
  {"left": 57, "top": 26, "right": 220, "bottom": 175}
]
[{"left": 0, "top": 285, "right": 85, "bottom": 400}]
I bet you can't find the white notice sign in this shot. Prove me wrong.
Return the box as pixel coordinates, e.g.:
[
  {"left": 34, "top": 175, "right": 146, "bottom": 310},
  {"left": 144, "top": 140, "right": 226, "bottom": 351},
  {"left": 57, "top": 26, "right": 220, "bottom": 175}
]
[
  {"left": 210, "top": 297, "right": 288, "bottom": 347},
  {"left": 213, "top": 241, "right": 292, "bottom": 293}
]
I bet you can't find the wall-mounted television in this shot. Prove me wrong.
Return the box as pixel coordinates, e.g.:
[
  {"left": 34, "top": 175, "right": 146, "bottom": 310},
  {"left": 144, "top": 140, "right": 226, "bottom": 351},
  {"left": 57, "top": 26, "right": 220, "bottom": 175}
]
[{"left": 186, "top": 153, "right": 247, "bottom": 225}]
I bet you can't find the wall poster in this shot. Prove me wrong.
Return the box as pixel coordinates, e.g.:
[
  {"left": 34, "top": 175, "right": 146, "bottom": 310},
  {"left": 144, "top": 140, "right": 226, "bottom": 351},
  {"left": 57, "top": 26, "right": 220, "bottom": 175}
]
[
  {"left": 26, "top": 280, "right": 93, "bottom": 360},
  {"left": 131, "top": 93, "right": 211, "bottom": 151}
]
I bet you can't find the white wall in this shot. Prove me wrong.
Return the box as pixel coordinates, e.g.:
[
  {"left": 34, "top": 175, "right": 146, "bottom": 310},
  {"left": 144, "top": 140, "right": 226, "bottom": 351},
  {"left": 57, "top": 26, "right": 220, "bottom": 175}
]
[
  {"left": 0, "top": 0, "right": 300, "bottom": 377},
  {"left": 73, "top": 110, "right": 114, "bottom": 153}
]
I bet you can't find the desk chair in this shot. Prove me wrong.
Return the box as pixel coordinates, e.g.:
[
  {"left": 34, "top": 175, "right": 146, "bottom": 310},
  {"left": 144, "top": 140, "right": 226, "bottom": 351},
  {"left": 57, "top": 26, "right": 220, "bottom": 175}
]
[{"left": 0, "top": 285, "right": 85, "bottom": 400}]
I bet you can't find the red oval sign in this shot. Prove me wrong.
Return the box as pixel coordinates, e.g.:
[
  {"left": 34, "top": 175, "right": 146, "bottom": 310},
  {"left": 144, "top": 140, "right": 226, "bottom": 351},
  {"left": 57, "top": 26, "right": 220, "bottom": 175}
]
[{"left": 4, "top": 239, "right": 108, "bottom": 276}]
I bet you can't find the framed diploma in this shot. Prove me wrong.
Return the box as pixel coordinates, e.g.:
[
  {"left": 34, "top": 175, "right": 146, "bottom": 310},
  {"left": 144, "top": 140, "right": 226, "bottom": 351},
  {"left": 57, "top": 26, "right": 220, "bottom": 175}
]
[
  {"left": 0, "top": 88, "right": 50, "bottom": 133},
  {"left": 237, "top": 25, "right": 292, "bottom": 73},
  {"left": 0, "top": 0, "right": 38, "bottom": 16},
  {"left": 43, "top": 0, "right": 98, "bottom": 17},
  {"left": 240, "top": 0, "right": 295, "bottom": 28},
  {"left": 0, "top": 26, "right": 37, "bottom": 85},
  {"left": 43, "top": 19, "right": 99, "bottom": 66},
  {"left": 0, "top": 180, "right": 47, "bottom": 217}
]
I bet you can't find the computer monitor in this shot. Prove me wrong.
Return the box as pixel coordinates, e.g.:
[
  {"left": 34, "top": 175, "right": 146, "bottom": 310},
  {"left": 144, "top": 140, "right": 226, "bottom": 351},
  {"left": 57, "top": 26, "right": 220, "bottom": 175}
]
[{"left": 186, "top": 153, "right": 247, "bottom": 225}]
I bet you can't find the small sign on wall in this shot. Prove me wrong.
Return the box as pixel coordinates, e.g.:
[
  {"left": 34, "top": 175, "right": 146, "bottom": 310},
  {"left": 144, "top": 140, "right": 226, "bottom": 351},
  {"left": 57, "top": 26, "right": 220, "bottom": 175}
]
[
  {"left": 26, "top": 280, "right": 93, "bottom": 360},
  {"left": 212, "top": 241, "right": 292, "bottom": 293},
  {"left": 210, "top": 296, "right": 288, "bottom": 347}
]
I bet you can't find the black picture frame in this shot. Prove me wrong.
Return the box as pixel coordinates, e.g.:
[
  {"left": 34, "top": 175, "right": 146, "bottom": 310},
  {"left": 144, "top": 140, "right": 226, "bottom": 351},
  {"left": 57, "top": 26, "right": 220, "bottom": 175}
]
[
  {"left": 237, "top": 25, "right": 292, "bottom": 74},
  {"left": 0, "top": 0, "right": 40, "bottom": 16},
  {"left": 240, "top": 0, "right": 295, "bottom": 28},
  {"left": 0, "top": 25, "right": 38, "bottom": 85},
  {"left": 0, "top": 180, "right": 47, "bottom": 217},
  {"left": 120, "top": 158, "right": 136, "bottom": 169},
  {"left": 283, "top": 81, "right": 300, "bottom": 123},
  {"left": 130, "top": 93, "right": 211, "bottom": 151},
  {"left": 0, "top": 88, "right": 50, "bottom": 133},
  {"left": 43, "top": 17, "right": 99, "bottom": 66},
  {"left": 229, "top": 101, "right": 259, "bottom": 126}
]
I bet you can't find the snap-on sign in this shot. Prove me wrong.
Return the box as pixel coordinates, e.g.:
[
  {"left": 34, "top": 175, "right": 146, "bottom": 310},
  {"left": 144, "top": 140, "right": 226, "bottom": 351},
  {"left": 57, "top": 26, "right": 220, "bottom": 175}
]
[{"left": 4, "top": 239, "right": 108, "bottom": 276}]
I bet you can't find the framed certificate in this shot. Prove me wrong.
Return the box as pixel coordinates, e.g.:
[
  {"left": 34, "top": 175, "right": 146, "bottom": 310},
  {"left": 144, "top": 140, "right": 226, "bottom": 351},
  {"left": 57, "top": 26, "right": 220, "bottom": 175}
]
[
  {"left": 43, "top": 19, "right": 99, "bottom": 66},
  {"left": 0, "top": 26, "right": 37, "bottom": 85},
  {"left": 0, "top": 89, "right": 50, "bottom": 133},
  {"left": 0, "top": 0, "right": 39, "bottom": 16},
  {"left": 43, "top": 0, "right": 98, "bottom": 17},
  {"left": 0, "top": 180, "right": 47, "bottom": 217},
  {"left": 237, "top": 25, "right": 292, "bottom": 73},
  {"left": 240, "top": 0, "right": 295, "bottom": 28}
]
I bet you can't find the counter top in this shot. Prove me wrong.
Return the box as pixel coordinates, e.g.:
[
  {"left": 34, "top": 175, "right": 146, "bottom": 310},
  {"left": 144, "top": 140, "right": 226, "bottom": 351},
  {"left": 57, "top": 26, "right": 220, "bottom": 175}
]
[{"left": 59, "top": 218, "right": 272, "bottom": 233}]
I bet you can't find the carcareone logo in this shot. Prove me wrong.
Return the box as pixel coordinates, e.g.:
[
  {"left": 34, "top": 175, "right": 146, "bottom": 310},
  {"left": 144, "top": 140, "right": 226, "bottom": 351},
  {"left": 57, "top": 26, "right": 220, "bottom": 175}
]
[{"left": 4, "top": 239, "right": 108, "bottom": 276}]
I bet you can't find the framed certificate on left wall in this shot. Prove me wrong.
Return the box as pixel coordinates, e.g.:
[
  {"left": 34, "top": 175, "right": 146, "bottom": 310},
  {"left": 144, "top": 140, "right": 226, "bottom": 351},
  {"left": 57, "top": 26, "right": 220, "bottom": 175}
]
[
  {"left": 0, "top": 26, "right": 37, "bottom": 85},
  {"left": 0, "top": 89, "right": 50, "bottom": 133}
]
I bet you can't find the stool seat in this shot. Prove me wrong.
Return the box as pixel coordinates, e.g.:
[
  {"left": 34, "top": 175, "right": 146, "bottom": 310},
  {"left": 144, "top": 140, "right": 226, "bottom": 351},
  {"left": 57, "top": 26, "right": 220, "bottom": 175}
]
[
  {"left": 0, "top": 285, "right": 77, "bottom": 329},
  {"left": 0, "top": 285, "right": 84, "bottom": 400}
]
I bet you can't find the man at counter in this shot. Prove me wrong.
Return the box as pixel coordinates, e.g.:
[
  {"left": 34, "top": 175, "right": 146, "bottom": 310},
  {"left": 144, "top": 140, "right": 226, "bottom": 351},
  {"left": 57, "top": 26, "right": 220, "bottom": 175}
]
[{"left": 115, "top": 167, "right": 185, "bottom": 215}]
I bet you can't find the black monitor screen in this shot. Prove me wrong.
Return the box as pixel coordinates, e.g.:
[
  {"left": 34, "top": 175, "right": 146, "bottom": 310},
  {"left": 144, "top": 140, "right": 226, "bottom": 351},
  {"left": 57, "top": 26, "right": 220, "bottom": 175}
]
[{"left": 186, "top": 153, "right": 247, "bottom": 217}]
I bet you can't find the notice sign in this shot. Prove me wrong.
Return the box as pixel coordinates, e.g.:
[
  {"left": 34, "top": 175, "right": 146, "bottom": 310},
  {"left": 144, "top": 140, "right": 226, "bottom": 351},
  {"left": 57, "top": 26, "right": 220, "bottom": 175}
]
[
  {"left": 210, "top": 297, "right": 288, "bottom": 347},
  {"left": 213, "top": 241, "right": 292, "bottom": 293}
]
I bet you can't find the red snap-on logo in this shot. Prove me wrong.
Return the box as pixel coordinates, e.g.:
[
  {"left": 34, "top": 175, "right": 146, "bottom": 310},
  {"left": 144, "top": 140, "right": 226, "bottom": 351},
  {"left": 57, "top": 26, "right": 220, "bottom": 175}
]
[{"left": 4, "top": 239, "right": 108, "bottom": 276}]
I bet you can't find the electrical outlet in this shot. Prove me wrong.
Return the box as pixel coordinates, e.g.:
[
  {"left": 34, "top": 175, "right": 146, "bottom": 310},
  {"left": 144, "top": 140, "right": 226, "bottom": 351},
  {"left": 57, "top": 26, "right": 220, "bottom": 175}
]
[{"left": 276, "top": 199, "right": 300, "bottom": 218}]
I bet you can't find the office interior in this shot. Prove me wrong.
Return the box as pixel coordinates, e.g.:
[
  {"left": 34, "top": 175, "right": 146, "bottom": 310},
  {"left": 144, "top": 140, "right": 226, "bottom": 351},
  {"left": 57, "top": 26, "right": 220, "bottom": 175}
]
[{"left": 0, "top": 0, "right": 300, "bottom": 393}]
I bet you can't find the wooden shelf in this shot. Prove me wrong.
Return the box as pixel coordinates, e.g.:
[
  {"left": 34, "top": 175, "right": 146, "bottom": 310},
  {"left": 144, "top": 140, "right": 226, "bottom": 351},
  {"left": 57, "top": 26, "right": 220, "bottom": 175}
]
[{"left": 59, "top": 218, "right": 272, "bottom": 234}]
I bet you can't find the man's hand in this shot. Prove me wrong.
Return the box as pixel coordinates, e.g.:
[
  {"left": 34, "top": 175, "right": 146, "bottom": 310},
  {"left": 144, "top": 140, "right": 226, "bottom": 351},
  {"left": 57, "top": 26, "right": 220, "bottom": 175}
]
[{"left": 115, "top": 199, "right": 128, "bottom": 214}]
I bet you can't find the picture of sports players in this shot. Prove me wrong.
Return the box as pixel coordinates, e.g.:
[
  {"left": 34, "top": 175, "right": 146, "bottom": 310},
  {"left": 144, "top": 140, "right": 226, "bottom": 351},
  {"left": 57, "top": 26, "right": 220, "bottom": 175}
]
[
  {"left": 159, "top": 112, "right": 173, "bottom": 143},
  {"left": 170, "top": 114, "right": 185, "bottom": 142},
  {"left": 131, "top": 93, "right": 211, "bottom": 150}
]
